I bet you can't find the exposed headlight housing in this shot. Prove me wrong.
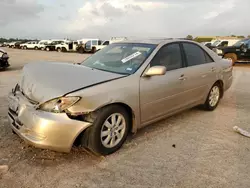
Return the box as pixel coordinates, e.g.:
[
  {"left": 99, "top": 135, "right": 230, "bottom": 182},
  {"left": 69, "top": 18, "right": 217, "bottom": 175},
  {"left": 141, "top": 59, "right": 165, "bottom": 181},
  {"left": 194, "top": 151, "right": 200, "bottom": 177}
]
[
  {"left": 2, "top": 53, "right": 8, "bottom": 58},
  {"left": 38, "top": 96, "right": 81, "bottom": 113}
]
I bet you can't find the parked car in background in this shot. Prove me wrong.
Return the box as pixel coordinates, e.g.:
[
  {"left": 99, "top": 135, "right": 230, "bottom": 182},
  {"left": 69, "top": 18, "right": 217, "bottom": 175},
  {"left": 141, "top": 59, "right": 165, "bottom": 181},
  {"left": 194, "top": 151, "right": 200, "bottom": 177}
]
[
  {"left": 20, "top": 41, "right": 40, "bottom": 50},
  {"left": 201, "top": 42, "right": 212, "bottom": 48},
  {"left": 209, "top": 39, "right": 239, "bottom": 56},
  {"left": 0, "top": 48, "right": 10, "bottom": 69},
  {"left": 8, "top": 39, "right": 233, "bottom": 155},
  {"left": 37, "top": 40, "right": 52, "bottom": 50},
  {"left": 84, "top": 37, "right": 128, "bottom": 53},
  {"left": 84, "top": 39, "right": 105, "bottom": 53},
  {"left": 8, "top": 41, "right": 20, "bottom": 48},
  {"left": 222, "top": 38, "right": 250, "bottom": 65},
  {"left": 14, "top": 41, "right": 27, "bottom": 49},
  {"left": 4, "top": 42, "right": 11, "bottom": 47},
  {"left": 76, "top": 38, "right": 100, "bottom": 53},
  {"left": 44, "top": 40, "right": 65, "bottom": 51},
  {"left": 55, "top": 41, "right": 78, "bottom": 52}
]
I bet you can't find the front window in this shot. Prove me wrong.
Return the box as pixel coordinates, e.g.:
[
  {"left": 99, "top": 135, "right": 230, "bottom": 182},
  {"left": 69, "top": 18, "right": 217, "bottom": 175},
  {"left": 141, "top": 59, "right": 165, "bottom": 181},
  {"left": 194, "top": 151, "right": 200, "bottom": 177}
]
[
  {"left": 103, "top": 41, "right": 110, "bottom": 45},
  {"left": 51, "top": 41, "right": 63, "bottom": 45},
  {"left": 212, "top": 40, "right": 221, "bottom": 46},
  {"left": 81, "top": 43, "right": 156, "bottom": 75}
]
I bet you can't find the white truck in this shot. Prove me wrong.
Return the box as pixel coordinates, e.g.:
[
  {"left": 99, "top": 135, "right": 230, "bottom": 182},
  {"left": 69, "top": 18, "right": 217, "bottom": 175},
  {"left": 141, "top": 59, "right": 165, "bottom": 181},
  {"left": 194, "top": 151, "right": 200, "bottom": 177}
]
[
  {"left": 20, "top": 41, "right": 40, "bottom": 50},
  {"left": 84, "top": 37, "right": 128, "bottom": 53},
  {"left": 210, "top": 39, "right": 240, "bottom": 56},
  {"left": 38, "top": 40, "right": 52, "bottom": 50},
  {"left": 55, "top": 41, "right": 79, "bottom": 52}
]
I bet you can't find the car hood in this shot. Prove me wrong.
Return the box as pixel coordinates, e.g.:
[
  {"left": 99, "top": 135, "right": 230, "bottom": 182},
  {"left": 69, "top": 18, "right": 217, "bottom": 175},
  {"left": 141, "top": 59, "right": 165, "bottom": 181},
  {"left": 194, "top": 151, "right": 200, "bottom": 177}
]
[{"left": 19, "top": 62, "right": 125, "bottom": 103}]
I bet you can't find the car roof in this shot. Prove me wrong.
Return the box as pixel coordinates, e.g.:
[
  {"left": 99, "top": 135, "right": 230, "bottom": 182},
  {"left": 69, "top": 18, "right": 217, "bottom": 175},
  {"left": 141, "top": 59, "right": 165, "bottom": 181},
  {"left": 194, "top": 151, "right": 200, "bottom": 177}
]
[{"left": 116, "top": 38, "right": 194, "bottom": 45}]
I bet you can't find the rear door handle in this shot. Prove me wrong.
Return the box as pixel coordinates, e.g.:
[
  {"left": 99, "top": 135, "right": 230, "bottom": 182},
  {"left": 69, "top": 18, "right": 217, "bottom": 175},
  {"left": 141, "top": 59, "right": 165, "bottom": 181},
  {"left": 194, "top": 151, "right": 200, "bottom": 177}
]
[{"left": 179, "top": 74, "right": 187, "bottom": 81}]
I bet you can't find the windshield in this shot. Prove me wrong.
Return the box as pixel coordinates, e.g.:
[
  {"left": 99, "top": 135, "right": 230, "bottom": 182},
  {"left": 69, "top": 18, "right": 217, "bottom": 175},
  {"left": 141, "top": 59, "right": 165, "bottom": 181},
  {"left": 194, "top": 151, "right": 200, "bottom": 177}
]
[
  {"left": 233, "top": 39, "right": 249, "bottom": 47},
  {"left": 81, "top": 43, "right": 156, "bottom": 75},
  {"left": 50, "top": 41, "right": 63, "bottom": 45},
  {"left": 212, "top": 40, "right": 221, "bottom": 46}
]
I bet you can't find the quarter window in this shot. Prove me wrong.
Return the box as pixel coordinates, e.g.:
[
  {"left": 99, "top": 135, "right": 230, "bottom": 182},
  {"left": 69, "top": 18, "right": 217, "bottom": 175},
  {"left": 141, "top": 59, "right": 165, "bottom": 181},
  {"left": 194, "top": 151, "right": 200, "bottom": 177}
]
[
  {"left": 183, "top": 43, "right": 212, "bottom": 66},
  {"left": 150, "top": 43, "right": 183, "bottom": 71},
  {"left": 92, "top": 40, "right": 98, "bottom": 45}
]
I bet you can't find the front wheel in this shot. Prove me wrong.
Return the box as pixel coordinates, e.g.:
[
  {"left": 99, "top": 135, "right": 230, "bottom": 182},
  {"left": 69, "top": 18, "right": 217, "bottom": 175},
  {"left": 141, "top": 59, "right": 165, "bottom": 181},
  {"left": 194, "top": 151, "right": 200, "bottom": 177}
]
[
  {"left": 81, "top": 105, "right": 130, "bottom": 155},
  {"left": 203, "top": 83, "right": 222, "bottom": 111},
  {"left": 46, "top": 47, "right": 50, "bottom": 51}
]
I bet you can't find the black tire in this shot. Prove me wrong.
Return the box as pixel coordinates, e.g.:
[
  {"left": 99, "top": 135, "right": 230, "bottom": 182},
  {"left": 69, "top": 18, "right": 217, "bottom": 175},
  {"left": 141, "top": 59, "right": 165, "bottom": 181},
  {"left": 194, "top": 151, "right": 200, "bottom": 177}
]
[
  {"left": 203, "top": 83, "right": 222, "bottom": 111},
  {"left": 62, "top": 47, "right": 67, "bottom": 52},
  {"left": 81, "top": 105, "right": 130, "bottom": 155},
  {"left": 78, "top": 47, "right": 84, "bottom": 54},
  {"left": 34, "top": 46, "right": 38, "bottom": 50},
  {"left": 24, "top": 46, "right": 27, "bottom": 50},
  {"left": 46, "top": 47, "right": 50, "bottom": 51},
  {"left": 57, "top": 48, "right": 62, "bottom": 52},
  {"left": 91, "top": 47, "right": 96, "bottom": 53}
]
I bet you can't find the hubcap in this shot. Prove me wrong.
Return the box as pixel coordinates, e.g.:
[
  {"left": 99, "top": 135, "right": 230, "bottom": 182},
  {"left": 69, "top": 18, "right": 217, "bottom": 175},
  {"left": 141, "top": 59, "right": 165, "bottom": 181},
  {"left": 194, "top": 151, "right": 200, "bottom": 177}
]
[
  {"left": 101, "top": 113, "right": 126, "bottom": 148},
  {"left": 209, "top": 86, "right": 220, "bottom": 107}
]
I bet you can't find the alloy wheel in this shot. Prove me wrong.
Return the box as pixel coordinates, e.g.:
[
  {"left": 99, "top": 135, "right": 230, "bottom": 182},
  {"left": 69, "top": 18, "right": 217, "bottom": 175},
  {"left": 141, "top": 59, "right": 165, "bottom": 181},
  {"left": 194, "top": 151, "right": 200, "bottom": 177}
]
[
  {"left": 209, "top": 86, "right": 220, "bottom": 107},
  {"left": 100, "top": 113, "right": 126, "bottom": 148}
]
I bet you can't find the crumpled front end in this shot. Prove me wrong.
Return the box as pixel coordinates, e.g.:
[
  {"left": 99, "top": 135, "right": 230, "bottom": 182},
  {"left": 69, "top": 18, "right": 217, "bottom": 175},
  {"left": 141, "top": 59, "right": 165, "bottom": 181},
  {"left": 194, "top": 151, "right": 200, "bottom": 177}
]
[
  {"left": 7, "top": 85, "right": 92, "bottom": 152},
  {"left": 0, "top": 52, "right": 9, "bottom": 68}
]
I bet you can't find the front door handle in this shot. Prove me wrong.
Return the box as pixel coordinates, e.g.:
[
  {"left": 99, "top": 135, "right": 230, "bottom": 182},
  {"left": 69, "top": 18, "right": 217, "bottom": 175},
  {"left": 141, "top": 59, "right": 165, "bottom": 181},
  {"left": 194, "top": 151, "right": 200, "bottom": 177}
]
[{"left": 179, "top": 74, "right": 187, "bottom": 81}]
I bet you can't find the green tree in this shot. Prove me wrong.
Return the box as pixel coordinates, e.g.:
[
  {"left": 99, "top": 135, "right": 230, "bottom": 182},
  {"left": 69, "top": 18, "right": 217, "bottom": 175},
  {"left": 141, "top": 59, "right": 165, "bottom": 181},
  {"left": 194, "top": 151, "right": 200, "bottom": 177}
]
[{"left": 237, "top": 36, "right": 245, "bottom": 39}]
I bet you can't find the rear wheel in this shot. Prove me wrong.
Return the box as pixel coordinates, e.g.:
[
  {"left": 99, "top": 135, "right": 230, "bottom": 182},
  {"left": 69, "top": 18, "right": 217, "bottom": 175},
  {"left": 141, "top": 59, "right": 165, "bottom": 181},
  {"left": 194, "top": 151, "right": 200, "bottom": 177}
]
[
  {"left": 91, "top": 47, "right": 96, "bottom": 53},
  {"left": 34, "top": 46, "right": 38, "bottom": 50},
  {"left": 224, "top": 53, "right": 237, "bottom": 66},
  {"left": 203, "top": 83, "right": 222, "bottom": 111},
  {"left": 81, "top": 105, "right": 130, "bottom": 155},
  {"left": 23, "top": 46, "right": 27, "bottom": 50},
  {"left": 46, "top": 47, "right": 50, "bottom": 51},
  {"left": 62, "top": 47, "right": 67, "bottom": 52},
  {"left": 57, "top": 48, "right": 62, "bottom": 52}
]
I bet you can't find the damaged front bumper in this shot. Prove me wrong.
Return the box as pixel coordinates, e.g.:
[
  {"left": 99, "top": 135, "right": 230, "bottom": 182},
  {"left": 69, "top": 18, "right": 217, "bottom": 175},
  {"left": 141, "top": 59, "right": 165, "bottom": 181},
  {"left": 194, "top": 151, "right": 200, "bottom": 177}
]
[
  {"left": 0, "top": 58, "right": 9, "bottom": 68},
  {"left": 7, "top": 89, "right": 92, "bottom": 152}
]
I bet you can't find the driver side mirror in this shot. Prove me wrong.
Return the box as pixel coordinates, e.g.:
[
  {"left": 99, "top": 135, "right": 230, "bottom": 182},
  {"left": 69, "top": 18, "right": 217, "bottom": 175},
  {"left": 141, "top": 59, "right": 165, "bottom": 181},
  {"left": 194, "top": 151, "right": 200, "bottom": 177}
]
[{"left": 144, "top": 66, "right": 166, "bottom": 77}]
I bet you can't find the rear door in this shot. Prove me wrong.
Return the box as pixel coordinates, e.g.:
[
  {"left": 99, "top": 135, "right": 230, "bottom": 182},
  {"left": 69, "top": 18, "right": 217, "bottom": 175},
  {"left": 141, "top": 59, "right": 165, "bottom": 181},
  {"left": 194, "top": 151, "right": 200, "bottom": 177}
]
[
  {"left": 140, "top": 43, "right": 188, "bottom": 124},
  {"left": 181, "top": 42, "right": 217, "bottom": 104}
]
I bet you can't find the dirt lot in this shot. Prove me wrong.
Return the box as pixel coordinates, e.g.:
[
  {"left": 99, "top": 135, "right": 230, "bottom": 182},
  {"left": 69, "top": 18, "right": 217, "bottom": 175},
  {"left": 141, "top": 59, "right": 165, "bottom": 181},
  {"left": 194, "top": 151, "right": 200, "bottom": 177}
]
[{"left": 1, "top": 48, "right": 250, "bottom": 188}]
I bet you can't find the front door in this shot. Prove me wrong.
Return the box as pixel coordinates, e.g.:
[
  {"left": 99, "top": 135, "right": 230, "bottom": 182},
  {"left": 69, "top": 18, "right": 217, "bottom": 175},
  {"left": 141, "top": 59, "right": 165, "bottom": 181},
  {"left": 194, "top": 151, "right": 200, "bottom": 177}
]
[{"left": 140, "top": 43, "right": 188, "bottom": 124}]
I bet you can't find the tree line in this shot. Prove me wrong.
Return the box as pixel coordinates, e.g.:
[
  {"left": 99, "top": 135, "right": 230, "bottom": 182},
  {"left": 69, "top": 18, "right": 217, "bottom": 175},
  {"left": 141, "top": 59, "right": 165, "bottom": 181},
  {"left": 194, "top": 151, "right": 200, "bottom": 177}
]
[
  {"left": 0, "top": 38, "right": 37, "bottom": 43},
  {"left": 186, "top": 35, "right": 250, "bottom": 42}
]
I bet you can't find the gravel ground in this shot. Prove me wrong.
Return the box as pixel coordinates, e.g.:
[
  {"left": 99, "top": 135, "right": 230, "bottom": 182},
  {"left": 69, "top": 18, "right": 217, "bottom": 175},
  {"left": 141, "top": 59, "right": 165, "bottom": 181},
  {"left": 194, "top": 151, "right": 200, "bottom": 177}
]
[{"left": 1, "top": 48, "right": 250, "bottom": 188}]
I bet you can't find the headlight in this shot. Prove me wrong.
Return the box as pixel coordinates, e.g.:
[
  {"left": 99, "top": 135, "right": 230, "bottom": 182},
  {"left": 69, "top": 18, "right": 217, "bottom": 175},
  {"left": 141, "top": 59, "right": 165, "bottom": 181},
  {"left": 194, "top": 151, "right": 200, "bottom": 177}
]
[{"left": 38, "top": 96, "right": 81, "bottom": 113}]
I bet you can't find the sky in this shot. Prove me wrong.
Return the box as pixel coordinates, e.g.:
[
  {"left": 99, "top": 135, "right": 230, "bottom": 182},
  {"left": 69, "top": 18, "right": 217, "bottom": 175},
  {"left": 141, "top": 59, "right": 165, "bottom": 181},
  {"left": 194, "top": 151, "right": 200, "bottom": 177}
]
[{"left": 0, "top": 0, "right": 249, "bottom": 40}]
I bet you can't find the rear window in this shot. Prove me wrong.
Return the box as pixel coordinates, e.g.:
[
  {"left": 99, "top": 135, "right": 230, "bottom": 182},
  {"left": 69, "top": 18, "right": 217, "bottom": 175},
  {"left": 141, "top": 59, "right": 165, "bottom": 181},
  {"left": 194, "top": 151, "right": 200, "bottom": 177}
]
[{"left": 183, "top": 43, "right": 210, "bottom": 66}]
